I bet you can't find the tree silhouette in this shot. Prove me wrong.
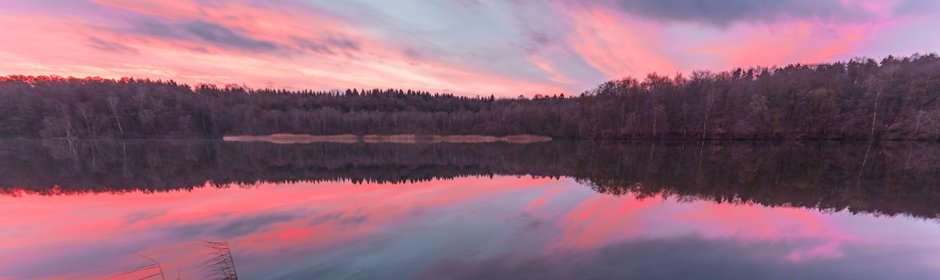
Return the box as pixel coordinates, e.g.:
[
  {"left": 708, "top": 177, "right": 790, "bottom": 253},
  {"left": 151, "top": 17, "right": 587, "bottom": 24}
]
[{"left": 2, "top": 54, "right": 939, "bottom": 140}]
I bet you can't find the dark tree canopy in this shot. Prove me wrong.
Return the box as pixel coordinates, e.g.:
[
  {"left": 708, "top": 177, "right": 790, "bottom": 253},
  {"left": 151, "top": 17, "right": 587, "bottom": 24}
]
[{"left": 2, "top": 53, "right": 940, "bottom": 140}]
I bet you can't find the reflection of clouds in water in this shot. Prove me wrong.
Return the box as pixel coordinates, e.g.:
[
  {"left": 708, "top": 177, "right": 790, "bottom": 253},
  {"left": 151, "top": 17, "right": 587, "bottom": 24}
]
[
  {"left": 244, "top": 179, "right": 938, "bottom": 279},
  {"left": 123, "top": 210, "right": 166, "bottom": 224},
  {"left": 416, "top": 235, "right": 939, "bottom": 280},
  {"left": 787, "top": 240, "right": 844, "bottom": 262},
  {"left": 156, "top": 212, "right": 297, "bottom": 241},
  {"left": 218, "top": 213, "right": 297, "bottom": 237},
  {"left": 308, "top": 210, "right": 370, "bottom": 227},
  {"left": 3, "top": 239, "right": 168, "bottom": 279},
  {"left": 4, "top": 176, "right": 940, "bottom": 279}
]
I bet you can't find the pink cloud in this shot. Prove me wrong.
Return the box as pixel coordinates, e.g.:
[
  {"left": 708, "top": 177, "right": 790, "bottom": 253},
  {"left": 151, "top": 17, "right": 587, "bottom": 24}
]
[
  {"left": 692, "top": 20, "right": 892, "bottom": 69},
  {"left": 0, "top": 0, "right": 930, "bottom": 96},
  {"left": 563, "top": 5, "right": 679, "bottom": 80},
  {"left": 0, "top": 1, "right": 569, "bottom": 96}
]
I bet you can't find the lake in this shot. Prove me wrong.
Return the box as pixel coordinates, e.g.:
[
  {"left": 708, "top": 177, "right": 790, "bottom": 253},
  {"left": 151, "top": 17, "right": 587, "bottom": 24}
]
[{"left": 2, "top": 140, "right": 940, "bottom": 279}]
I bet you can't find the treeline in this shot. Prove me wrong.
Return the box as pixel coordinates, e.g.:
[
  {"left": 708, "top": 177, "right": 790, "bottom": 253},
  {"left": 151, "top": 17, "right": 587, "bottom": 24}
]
[
  {"left": 0, "top": 76, "right": 574, "bottom": 138},
  {"left": 580, "top": 53, "right": 940, "bottom": 140},
  {"left": 1, "top": 54, "right": 940, "bottom": 139},
  {"left": 2, "top": 140, "right": 940, "bottom": 219}
]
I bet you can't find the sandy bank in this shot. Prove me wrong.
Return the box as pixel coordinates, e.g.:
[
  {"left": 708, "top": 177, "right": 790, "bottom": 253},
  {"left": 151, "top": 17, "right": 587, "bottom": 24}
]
[
  {"left": 223, "top": 134, "right": 551, "bottom": 144},
  {"left": 222, "top": 134, "right": 359, "bottom": 144}
]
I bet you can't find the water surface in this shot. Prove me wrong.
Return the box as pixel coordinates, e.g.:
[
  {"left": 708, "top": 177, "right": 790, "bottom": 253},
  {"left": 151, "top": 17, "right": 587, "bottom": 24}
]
[{"left": 1, "top": 140, "right": 939, "bottom": 279}]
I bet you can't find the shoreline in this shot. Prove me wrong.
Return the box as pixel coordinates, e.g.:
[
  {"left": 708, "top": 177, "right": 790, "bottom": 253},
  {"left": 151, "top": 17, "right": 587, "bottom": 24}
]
[{"left": 222, "top": 134, "right": 553, "bottom": 144}]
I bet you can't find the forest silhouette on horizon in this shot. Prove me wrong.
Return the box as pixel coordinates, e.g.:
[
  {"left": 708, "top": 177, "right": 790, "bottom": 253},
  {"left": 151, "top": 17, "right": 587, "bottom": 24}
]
[{"left": 2, "top": 54, "right": 940, "bottom": 140}]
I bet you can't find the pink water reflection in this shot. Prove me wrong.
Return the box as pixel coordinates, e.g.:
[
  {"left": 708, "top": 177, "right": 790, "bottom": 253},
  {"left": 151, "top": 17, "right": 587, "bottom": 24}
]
[{"left": 1, "top": 176, "right": 939, "bottom": 279}]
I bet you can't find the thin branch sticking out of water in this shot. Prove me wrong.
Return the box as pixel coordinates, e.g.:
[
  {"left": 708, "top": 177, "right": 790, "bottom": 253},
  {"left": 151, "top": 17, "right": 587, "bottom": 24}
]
[
  {"left": 201, "top": 236, "right": 239, "bottom": 280},
  {"left": 122, "top": 254, "right": 166, "bottom": 280}
]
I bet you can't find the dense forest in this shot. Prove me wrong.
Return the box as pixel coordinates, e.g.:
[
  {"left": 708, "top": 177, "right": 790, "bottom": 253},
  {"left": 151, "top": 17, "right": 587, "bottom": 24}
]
[
  {"left": 1, "top": 54, "right": 940, "bottom": 139},
  {"left": 2, "top": 140, "right": 938, "bottom": 219}
]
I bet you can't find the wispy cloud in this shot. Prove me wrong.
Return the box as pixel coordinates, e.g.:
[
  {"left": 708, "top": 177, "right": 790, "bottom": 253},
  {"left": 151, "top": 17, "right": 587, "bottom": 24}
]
[
  {"left": 293, "top": 35, "right": 360, "bottom": 56},
  {"left": 87, "top": 37, "right": 139, "bottom": 54},
  {"left": 181, "top": 20, "right": 281, "bottom": 51},
  {"left": 0, "top": 0, "right": 936, "bottom": 96},
  {"left": 608, "top": 0, "right": 877, "bottom": 27},
  {"left": 124, "top": 18, "right": 283, "bottom": 52}
]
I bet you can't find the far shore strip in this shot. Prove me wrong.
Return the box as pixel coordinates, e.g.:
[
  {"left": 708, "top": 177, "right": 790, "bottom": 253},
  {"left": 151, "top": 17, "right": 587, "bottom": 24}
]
[{"left": 222, "top": 134, "right": 552, "bottom": 144}]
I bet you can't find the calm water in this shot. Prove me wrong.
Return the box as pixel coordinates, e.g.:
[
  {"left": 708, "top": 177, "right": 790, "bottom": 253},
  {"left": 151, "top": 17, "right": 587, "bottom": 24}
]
[{"left": 2, "top": 140, "right": 940, "bottom": 279}]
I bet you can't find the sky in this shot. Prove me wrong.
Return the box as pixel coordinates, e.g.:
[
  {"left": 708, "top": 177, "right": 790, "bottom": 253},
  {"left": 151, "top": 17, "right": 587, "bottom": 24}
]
[{"left": 1, "top": 0, "right": 939, "bottom": 97}]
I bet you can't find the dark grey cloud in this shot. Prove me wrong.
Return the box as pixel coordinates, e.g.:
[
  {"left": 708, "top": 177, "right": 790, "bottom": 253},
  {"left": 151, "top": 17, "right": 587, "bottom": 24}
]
[
  {"left": 131, "top": 18, "right": 181, "bottom": 39},
  {"left": 181, "top": 20, "right": 280, "bottom": 51},
  {"left": 124, "top": 17, "right": 364, "bottom": 56},
  {"left": 87, "top": 37, "right": 139, "bottom": 54},
  {"left": 892, "top": 0, "right": 940, "bottom": 16},
  {"left": 293, "top": 35, "right": 360, "bottom": 55},
  {"left": 122, "top": 18, "right": 282, "bottom": 52},
  {"left": 294, "top": 37, "right": 334, "bottom": 54},
  {"left": 609, "top": 0, "right": 876, "bottom": 27},
  {"left": 323, "top": 36, "right": 360, "bottom": 51},
  {"left": 518, "top": 30, "right": 554, "bottom": 54}
]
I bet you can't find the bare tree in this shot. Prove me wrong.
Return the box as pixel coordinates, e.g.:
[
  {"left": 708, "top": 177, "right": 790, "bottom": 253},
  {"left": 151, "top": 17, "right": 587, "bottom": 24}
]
[{"left": 107, "top": 96, "right": 124, "bottom": 136}]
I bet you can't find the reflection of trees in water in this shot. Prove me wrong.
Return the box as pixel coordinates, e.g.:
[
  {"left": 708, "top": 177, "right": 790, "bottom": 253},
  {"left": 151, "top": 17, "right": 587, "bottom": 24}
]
[
  {"left": 1, "top": 140, "right": 939, "bottom": 219},
  {"left": 0, "top": 140, "right": 574, "bottom": 193},
  {"left": 576, "top": 142, "right": 940, "bottom": 219}
]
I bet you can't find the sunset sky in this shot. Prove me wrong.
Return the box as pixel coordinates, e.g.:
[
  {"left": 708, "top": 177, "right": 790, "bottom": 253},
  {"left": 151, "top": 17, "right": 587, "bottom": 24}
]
[{"left": 1, "top": 0, "right": 939, "bottom": 96}]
